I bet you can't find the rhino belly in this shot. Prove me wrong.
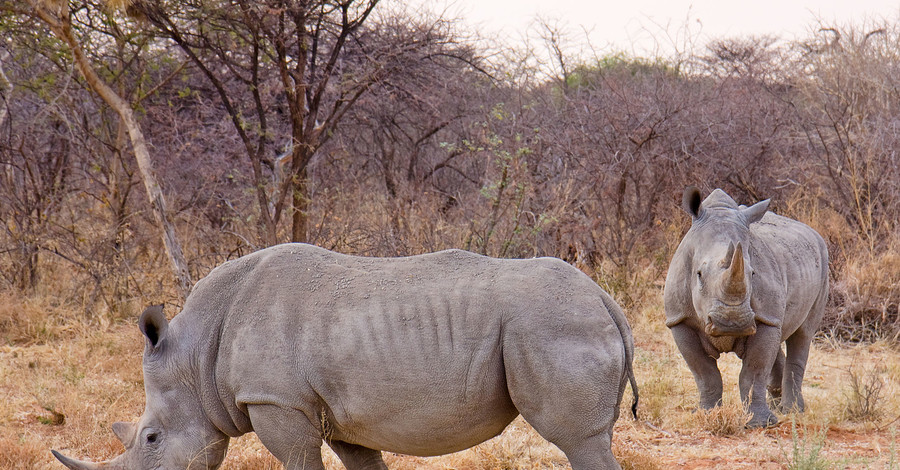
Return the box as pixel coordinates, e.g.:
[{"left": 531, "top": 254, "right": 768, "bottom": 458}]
[
  {"left": 337, "top": 389, "right": 518, "bottom": 456},
  {"left": 323, "top": 346, "right": 519, "bottom": 456}
]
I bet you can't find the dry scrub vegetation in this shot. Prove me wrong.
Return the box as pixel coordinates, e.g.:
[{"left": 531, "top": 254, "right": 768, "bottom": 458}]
[{"left": 2, "top": 1, "right": 900, "bottom": 468}]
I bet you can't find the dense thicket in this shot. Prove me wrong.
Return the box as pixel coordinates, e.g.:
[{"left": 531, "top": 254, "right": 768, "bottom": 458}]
[{"left": 1, "top": 1, "right": 898, "bottom": 340}]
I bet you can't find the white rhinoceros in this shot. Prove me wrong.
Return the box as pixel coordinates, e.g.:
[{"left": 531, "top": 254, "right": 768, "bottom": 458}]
[
  {"left": 53, "top": 243, "right": 637, "bottom": 470},
  {"left": 664, "top": 187, "right": 828, "bottom": 427}
]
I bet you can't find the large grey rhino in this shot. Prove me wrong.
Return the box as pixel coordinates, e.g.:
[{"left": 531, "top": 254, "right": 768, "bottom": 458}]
[
  {"left": 664, "top": 187, "right": 828, "bottom": 427},
  {"left": 53, "top": 243, "right": 638, "bottom": 470}
]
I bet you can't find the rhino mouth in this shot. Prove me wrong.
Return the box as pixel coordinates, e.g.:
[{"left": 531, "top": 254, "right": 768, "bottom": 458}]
[
  {"left": 705, "top": 321, "right": 756, "bottom": 337},
  {"left": 705, "top": 301, "right": 756, "bottom": 337}
]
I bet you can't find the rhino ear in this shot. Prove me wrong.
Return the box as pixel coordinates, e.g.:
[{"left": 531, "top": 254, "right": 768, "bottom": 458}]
[
  {"left": 682, "top": 186, "right": 703, "bottom": 219},
  {"left": 741, "top": 198, "right": 770, "bottom": 225},
  {"left": 111, "top": 421, "right": 136, "bottom": 448},
  {"left": 139, "top": 305, "right": 168, "bottom": 350}
]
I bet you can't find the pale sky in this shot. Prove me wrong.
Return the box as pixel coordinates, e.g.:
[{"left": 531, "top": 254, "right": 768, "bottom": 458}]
[{"left": 412, "top": 0, "right": 900, "bottom": 56}]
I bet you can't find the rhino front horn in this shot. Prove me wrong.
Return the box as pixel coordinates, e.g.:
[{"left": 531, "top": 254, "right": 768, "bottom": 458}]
[
  {"left": 51, "top": 450, "right": 115, "bottom": 470},
  {"left": 725, "top": 242, "right": 747, "bottom": 298}
]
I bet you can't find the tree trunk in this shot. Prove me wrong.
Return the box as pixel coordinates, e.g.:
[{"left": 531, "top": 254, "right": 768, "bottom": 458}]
[
  {"left": 35, "top": 5, "right": 193, "bottom": 301},
  {"left": 291, "top": 167, "right": 309, "bottom": 243},
  {"left": 0, "top": 49, "right": 11, "bottom": 128}
]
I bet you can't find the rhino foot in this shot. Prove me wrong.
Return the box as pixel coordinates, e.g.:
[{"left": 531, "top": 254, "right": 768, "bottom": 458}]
[{"left": 746, "top": 411, "right": 779, "bottom": 429}]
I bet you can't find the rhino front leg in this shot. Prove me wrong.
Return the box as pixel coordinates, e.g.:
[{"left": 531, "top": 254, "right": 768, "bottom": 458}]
[
  {"left": 327, "top": 440, "right": 388, "bottom": 470},
  {"left": 247, "top": 404, "right": 325, "bottom": 470},
  {"left": 739, "top": 324, "right": 782, "bottom": 428},
  {"left": 670, "top": 324, "right": 723, "bottom": 409}
]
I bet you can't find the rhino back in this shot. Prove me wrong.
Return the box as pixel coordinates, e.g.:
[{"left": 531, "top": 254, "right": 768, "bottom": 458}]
[{"left": 180, "top": 244, "right": 623, "bottom": 455}]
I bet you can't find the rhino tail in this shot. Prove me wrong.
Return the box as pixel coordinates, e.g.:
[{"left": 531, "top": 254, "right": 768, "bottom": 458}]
[{"left": 600, "top": 290, "right": 639, "bottom": 420}]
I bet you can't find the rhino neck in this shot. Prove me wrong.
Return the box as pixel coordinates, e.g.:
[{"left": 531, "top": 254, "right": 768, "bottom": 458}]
[{"left": 177, "top": 307, "right": 252, "bottom": 438}]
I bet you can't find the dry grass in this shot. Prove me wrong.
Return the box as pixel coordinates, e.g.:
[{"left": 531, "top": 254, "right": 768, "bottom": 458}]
[
  {"left": 0, "top": 290, "right": 85, "bottom": 346},
  {"left": 693, "top": 401, "right": 747, "bottom": 437},
  {"left": 2, "top": 284, "right": 900, "bottom": 469},
  {"left": 0, "top": 434, "right": 51, "bottom": 470}
]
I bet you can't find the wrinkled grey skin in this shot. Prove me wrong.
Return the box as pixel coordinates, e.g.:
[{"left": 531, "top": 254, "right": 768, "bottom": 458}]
[
  {"left": 53, "top": 243, "right": 638, "bottom": 470},
  {"left": 664, "top": 187, "right": 828, "bottom": 428}
]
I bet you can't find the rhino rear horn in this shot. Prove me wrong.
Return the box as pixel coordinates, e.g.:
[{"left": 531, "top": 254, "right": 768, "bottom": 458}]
[{"left": 722, "top": 241, "right": 736, "bottom": 269}]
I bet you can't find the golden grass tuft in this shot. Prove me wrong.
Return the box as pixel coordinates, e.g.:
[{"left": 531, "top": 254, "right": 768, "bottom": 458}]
[
  {"left": 617, "top": 447, "right": 664, "bottom": 470},
  {"left": 629, "top": 338, "right": 692, "bottom": 428},
  {"left": 693, "top": 401, "right": 747, "bottom": 436}
]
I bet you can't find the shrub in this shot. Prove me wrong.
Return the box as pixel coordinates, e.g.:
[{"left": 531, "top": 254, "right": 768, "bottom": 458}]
[{"left": 843, "top": 363, "right": 887, "bottom": 422}]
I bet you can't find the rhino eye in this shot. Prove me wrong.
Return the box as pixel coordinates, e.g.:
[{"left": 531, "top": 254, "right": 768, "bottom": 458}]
[
  {"left": 696, "top": 270, "right": 702, "bottom": 280},
  {"left": 146, "top": 433, "right": 159, "bottom": 444}
]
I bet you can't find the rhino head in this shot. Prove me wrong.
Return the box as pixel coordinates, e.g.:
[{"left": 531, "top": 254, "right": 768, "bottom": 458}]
[
  {"left": 682, "top": 187, "right": 769, "bottom": 337},
  {"left": 52, "top": 306, "right": 230, "bottom": 470}
]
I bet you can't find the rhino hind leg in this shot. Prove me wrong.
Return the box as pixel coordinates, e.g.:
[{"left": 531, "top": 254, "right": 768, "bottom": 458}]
[
  {"left": 560, "top": 432, "right": 621, "bottom": 470},
  {"left": 327, "top": 440, "right": 388, "bottom": 470},
  {"left": 782, "top": 329, "right": 814, "bottom": 413},
  {"left": 768, "top": 347, "right": 785, "bottom": 412},
  {"left": 781, "top": 287, "right": 827, "bottom": 414},
  {"left": 502, "top": 328, "right": 624, "bottom": 469},
  {"left": 247, "top": 404, "right": 326, "bottom": 470}
]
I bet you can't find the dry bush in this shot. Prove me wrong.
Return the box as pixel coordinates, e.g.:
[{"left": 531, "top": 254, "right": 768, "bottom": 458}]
[
  {"left": 843, "top": 363, "right": 887, "bottom": 423},
  {"left": 827, "top": 249, "right": 900, "bottom": 343},
  {"left": 4, "top": 1, "right": 900, "bottom": 351},
  {"left": 792, "top": 22, "right": 900, "bottom": 242}
]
